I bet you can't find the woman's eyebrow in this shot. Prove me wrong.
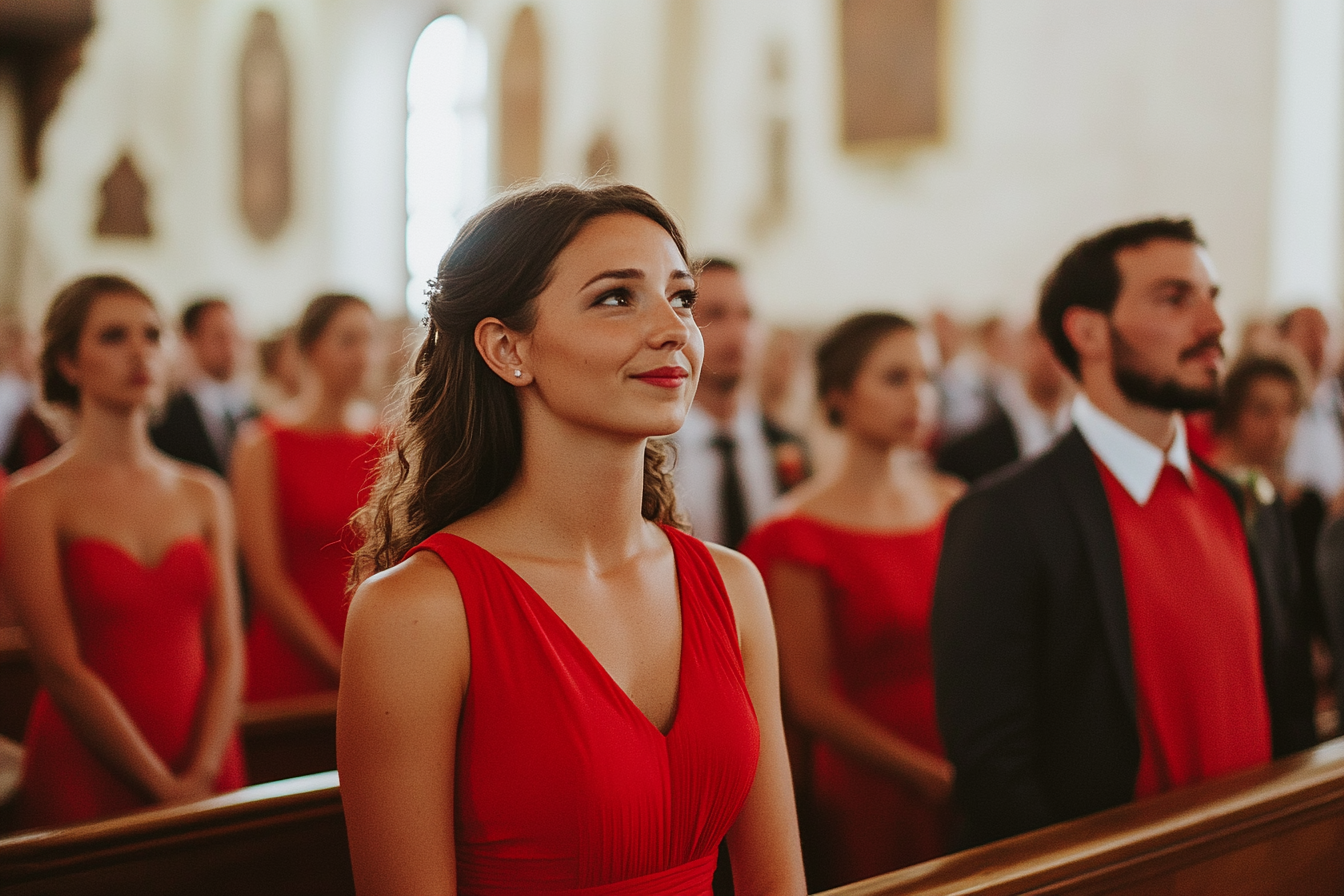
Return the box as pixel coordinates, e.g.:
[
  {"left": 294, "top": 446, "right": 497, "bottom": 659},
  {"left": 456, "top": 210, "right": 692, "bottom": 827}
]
[{"left": 582, "top": 268, "right": 643, "bottom": 289}]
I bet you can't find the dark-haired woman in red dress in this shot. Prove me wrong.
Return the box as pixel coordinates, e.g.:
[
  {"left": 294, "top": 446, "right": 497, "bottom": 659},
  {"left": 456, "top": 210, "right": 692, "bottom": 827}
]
[
  {"left": 337, "top": 184, "right": 805, "bottom": 896},
  {"left": 2, "top": 275, "right": 245, "bottom": 828},
  {"left": 741, "top": 312, "right": 961, "bottom": 887}
]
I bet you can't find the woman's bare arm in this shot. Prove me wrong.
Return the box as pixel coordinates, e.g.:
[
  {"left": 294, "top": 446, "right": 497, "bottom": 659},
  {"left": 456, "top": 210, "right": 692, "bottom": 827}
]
[
  {"left": 769, "top": 560, "right": 952, "bottom": 804},
  {"left": 710, "top": 545, "right": 807, "bottom": 896},
  {"left": 231, "top": 424, "right": 342, "bottom": 683},
  {"left": 338, "top": 552, "right": 467, "bottom": 896},
  {"left": 180, "top": 471, "right": 245, "bottom": 794},
  {"left": 1, "top": 477, "right": 193, "bottom": 803}
]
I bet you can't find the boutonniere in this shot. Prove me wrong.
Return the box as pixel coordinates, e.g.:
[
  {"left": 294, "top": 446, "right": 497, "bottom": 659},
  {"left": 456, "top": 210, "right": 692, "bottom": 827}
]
[
  {"left": 1228, "top": 467, "right": 1276, "bottom": 527},
  {"left": 773, "top": 442, "right": 808, "bottom": 492}
]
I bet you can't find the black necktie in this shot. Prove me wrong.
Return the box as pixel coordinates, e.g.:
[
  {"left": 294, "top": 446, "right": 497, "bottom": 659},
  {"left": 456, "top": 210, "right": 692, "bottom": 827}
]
[{"left": 710, "top": 433, "right": 749, "bottom": 548}]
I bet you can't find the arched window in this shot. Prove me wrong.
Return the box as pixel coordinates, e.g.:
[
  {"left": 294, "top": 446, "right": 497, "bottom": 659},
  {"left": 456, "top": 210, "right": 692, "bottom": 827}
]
[{"left": 405, "top": 15, "right": 488, "bottom": 315}]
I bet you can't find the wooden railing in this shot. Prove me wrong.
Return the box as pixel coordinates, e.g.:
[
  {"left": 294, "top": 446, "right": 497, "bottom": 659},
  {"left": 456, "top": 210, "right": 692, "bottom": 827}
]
[
  {"left": 823, "top": 737, "right": 1344, "bottom": 896},
  {"left": 0, "top": 771, "right": 350, "bottom": 896},
  {"left": 2, "top": 699, "right": 1342, "bottom": 894}
]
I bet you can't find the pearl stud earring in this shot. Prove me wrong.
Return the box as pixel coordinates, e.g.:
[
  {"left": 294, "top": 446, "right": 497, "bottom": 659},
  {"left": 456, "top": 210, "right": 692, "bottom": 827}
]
[{"left": 513, "top": 370, "right": 522, "bottom": 378}]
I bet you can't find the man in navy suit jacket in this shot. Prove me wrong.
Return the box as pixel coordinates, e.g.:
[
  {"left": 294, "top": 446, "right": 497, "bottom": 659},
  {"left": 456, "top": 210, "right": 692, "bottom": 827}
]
[{"left": 931, "top": 218, "right": 1316, "bottom": 848}]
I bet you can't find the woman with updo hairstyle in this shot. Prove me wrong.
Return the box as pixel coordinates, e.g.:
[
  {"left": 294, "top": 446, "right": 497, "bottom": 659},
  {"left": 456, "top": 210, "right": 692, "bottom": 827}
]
[
  {"left": 232, "top": 293, "right": 381, "bottom": 701},
  {"left": 739, "top": 312, "right": 962, "bottom": 887},
  {"left": 337, "top": 183, "right": 804, "bottom": 896},
  {"left": 2, "top": 275, "right": 245, "bottom": 827}
]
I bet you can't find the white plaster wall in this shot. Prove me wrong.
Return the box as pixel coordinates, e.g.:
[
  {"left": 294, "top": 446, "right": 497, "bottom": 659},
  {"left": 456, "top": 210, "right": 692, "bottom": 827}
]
[
  {"left": 687, "top": 0, "right": 1282, "bottom": 325},
  {"left": 10, "top": 0, "right": 1326, "bottom": 337}
]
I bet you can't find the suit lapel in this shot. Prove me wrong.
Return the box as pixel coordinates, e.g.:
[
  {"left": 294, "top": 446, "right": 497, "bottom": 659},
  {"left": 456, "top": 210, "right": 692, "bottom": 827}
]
[{"left": 1053, "top": 429, "right": 1137, "bottom": 713}]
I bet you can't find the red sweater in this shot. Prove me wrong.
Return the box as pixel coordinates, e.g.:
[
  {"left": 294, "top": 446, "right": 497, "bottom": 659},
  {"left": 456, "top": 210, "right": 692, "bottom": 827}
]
[{"left": 1097, "top": 460, "right": 1271, "bottom": 797}]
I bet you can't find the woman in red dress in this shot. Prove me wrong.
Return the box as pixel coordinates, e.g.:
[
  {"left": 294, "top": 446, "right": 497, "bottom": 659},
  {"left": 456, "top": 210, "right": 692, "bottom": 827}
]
[
  {"left": 740, "top": 312, "right": 962, "bottom": 887},
  {"left": 1, "top": 275, "right": 245, "bottom": 828},
  {"left": 337, "top": 184, "right": 805, "bottom": 896},
  {"left": 233, "top": 294, "right": 381, "bottom": 701}
]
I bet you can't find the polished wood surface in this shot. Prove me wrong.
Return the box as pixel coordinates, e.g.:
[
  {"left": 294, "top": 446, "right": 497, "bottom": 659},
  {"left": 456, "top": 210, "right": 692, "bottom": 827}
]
[
  {"left": 822, "top": 738, "right": 1344, "bottom": 895},
  {"left": 241, "top": 691, "right": 337, "bottom": 784},
  {"left": 0, "top": 771, "right": 350, "bottom": 895},
  {"left": 0, "top": 628, "right": 35, "bottom": 743}
]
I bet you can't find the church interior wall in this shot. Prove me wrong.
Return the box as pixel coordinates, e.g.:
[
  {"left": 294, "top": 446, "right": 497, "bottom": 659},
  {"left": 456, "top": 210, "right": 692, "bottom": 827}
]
[{"left": 0, "top": 0, "right": 1335, "bottom": 336}]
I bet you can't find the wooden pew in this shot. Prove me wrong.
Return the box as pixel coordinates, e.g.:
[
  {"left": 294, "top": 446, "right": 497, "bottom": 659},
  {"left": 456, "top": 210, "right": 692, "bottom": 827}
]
[
  {"left": 0, "top": 628, "right": 36, "bottom": 743},
  {"left": 241, "top": 691, "right": 338, "bottom": 784},
  {"left": 0, "top": 771, "right": 351, "bottom": 896},
  {"left": 823, "top": 737, "right": 1344, "bottom": 895},
  {"left": 2, "top": 738, "right": 1343, "bottom": 895}
]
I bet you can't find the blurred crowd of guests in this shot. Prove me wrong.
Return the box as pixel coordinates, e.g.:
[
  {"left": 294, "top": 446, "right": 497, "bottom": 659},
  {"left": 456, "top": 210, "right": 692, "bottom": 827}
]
[{"left": 0, "top": 211, "right": 1340, "bottom": 892}]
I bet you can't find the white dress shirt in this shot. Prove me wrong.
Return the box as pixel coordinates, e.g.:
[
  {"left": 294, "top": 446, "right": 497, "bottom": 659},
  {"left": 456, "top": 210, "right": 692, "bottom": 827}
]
[
  {"left": 1285, "top": 378, "right": 1344, "bottom": 499},
  {"left": 670, "top": 403, "right": 779, "bottom": 546},
  {"left": 189, "top": 378, "right": 253, "bottom": 469},
  {"left": 1071, "top": 392, "right": 1194, "bottom": 506},
  {"left": 995, "top": 374, "right": 1072, "bottom": 460}
]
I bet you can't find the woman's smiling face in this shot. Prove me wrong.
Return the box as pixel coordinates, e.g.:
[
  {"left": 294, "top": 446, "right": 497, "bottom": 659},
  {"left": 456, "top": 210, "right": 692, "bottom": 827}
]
[{"left": 509, "top": 211, "right": 703, "bottom": 440}]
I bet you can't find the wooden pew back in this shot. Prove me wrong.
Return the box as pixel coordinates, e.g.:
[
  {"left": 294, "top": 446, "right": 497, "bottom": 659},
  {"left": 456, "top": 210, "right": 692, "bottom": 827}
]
[
  {"left": 823, "top": 738, "right": 1344, "bottom": 895},
  {"left": 0, "top": 771, "right": 351, "bottom": 896}
]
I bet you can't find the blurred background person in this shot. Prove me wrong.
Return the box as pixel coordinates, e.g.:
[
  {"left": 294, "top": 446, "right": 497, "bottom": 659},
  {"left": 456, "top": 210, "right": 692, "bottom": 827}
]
[
  {"left": 0, "top": 321, "right": 36, "bottom": 463},
  {"left": 254, "top": 328, "right": 303, "bottom": 413},
  {"left": 1280, "top": 307, "right": 1344, "bottom": 505},
  {"left": 1210, "top": 355, "right": 1319, "bottom": 568},
  {"left": 741, "top": 312, "right": 961, "bottom": 888},
  {"left": 671, "top": 258, "right": 810, "bottom": 547},
  {"left": 151, "top": 298, "right": 253, "bottom": 477},
  {"left": 936, "top": 322, "right": 1073, "bottom": 484},
  {"left": 232, "top": 293, "right": 381, "bottom": 700},
  {"left": 1, "top": 275, "right": 244, "bottom": 828},
  {"left": 1, "top": 318, "right": 62, "bottom": 474}
]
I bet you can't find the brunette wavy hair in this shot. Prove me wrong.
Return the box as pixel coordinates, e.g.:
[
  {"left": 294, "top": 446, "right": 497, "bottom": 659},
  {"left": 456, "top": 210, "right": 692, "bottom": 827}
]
[{"left": 350, "top": 183, "right": 690, "bottom": 585}]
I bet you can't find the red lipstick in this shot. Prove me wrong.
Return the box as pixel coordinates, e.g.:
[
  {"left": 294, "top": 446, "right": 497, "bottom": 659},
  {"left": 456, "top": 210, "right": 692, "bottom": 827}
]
[{"left": 633, "top": 366, "right": 689, "bottom": 388}]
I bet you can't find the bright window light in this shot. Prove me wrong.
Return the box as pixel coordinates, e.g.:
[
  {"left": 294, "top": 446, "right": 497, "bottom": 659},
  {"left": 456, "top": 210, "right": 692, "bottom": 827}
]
[{"left": 406, "top": 15, "right": 488, "bottom": 316}]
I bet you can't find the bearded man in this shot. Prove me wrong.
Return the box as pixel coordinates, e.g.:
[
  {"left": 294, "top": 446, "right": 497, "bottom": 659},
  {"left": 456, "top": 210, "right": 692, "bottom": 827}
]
[{"left": 930, "top": 218, "right": 1316, "bottom": 848}]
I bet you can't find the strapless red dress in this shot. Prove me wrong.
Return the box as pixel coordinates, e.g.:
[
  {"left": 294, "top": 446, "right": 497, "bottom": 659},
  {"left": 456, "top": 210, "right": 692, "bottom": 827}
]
[
  {"left": 246, "top": 421, "right": 380, "bottom": 700},
  {"left": 408, "top": 525, "right": 759, "bottom": 896},
  {"left": 741, "top": 514, "right": 950, "bottom": 885},
  {"left": 19, "top": 538, "right": 246, "bottom": 828}
]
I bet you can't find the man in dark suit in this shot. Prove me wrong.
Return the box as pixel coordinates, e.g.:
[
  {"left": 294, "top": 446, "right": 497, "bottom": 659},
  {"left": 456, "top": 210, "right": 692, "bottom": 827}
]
[
  {"left": 936, "top": 323, "right": 1072, "bottom": 484},
  {"left": 152, "top": 298, "right": 252, "bottom": 476},
  {"left": 671, "top": 258, "right": 811, "bottom": 548},
  {"left": 931, "top": 218, "right": 1316, "bottom": 848}
]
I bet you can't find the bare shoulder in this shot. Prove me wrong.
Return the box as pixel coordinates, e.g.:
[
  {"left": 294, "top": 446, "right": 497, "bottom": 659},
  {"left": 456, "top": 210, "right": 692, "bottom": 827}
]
[
  {"left": 933, "top": 471, "right": 967, "bottom": 506},
  {"left": 172, "top": 462, "right": 230, "bottom": 514},
  {"left": 3, "top": 453, "right": 70, "bottom": 520},
  {"left": 230, "top": 419, "right": 273, "bottom": 461},
  {"left": 704, "top": 542, "right": 771, "bottom": 629},
  {"left": 772, "top": 475, "right": 834, "bottom": 519},
  {"left": 347, "top": 551, "right": 468, "bottom": 652}
]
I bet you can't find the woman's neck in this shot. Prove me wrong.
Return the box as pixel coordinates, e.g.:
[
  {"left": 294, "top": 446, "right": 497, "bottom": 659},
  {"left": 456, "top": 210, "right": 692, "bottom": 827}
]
[
  {"left": 72, "top": 403, "right": 156, "bottom": 466},
  {"left": 290, "top": 381, "right": 356, "bottom": 431},
  {"left": 485, "top": 415, "right": 654, "bottom": 569}
]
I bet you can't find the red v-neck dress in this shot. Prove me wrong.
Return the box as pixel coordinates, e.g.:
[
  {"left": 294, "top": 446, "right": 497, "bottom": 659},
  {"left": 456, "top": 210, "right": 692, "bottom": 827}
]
[
  {"left": 407, "top": 525, "right": 760, "bottom": 896},
  {"left": 19, "top": 538, "right": 246, "bottom": 828}
]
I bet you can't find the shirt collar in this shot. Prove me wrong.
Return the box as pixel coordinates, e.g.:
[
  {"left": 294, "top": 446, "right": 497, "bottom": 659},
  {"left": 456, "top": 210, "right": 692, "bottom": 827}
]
[{"left": 1071, "top": 392, "right": 1193, "bottom": 505}]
